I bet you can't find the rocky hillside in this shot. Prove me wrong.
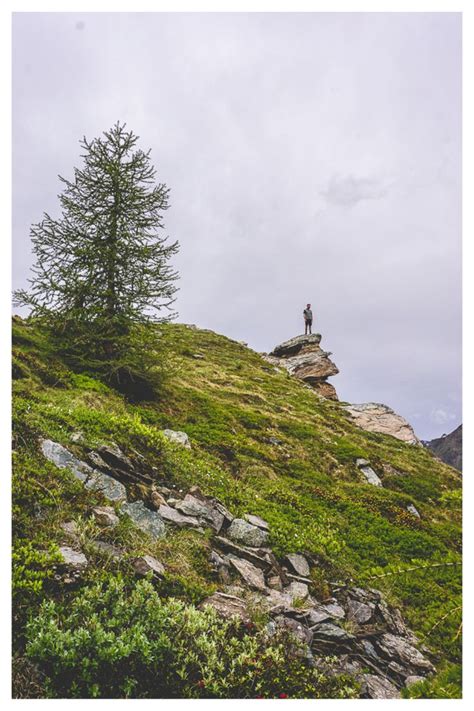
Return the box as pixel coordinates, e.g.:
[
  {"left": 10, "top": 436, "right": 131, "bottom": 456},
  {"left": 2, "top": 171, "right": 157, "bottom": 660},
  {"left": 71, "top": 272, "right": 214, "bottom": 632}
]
[
  {"left": 12, "top": 318, "right": 462, "bottom": 699},
  {"left": 424, "top": 425, "right": 462, "bottom": 472}
]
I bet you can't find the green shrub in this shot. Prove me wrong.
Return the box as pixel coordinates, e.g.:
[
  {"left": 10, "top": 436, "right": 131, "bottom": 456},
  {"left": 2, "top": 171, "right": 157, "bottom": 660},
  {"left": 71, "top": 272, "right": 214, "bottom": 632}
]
[{"left": 25, "top": 576, "right": 359, "bottom": 699}]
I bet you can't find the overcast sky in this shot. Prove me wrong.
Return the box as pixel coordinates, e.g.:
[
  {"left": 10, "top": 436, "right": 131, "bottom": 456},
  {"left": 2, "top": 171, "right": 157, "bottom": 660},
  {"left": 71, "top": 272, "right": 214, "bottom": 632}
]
[{"left": 12, "top": 12, "right": 462, "bottom": 440}]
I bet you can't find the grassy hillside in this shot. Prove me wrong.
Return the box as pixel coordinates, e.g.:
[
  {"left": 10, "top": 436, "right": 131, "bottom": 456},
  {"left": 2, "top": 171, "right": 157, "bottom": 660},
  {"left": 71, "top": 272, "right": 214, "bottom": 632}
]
[{"left": 12, "top": 317, "right": 462, "bottom": 698}]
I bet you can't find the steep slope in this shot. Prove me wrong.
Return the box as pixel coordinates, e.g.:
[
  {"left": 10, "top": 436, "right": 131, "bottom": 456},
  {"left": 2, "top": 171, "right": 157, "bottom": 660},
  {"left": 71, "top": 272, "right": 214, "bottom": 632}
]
[
  {"left": 424, "top": 425, "right": 462, "bottom": 472},
  {"left": 12, "top": 318, "right": 462, "bottom": 698}
]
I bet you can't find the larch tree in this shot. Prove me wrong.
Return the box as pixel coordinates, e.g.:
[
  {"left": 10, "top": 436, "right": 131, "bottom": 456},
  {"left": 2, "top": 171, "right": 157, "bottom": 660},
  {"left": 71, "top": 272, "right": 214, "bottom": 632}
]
[{"left": 15, "top": 123, "right": 179, "bottom": 389}]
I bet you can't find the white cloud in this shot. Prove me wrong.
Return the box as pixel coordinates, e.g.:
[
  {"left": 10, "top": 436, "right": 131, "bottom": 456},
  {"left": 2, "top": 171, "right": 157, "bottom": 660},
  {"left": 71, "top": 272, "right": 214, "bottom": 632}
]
[
  {"left": 430, "top": 408, "right": 457, "bottom": 425},
  {"left": 321, "top": 174, "right": 389, "bottom": 207}
]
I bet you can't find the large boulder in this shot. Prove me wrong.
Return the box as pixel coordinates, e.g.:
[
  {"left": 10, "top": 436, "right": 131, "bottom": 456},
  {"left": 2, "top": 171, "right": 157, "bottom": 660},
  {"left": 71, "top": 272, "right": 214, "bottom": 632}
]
[
  {"left": 265, "top": 334, "right": 339, "bottom": 400},
  {"left": 344, "top": 403, "right": 419, "bottom": 444}
]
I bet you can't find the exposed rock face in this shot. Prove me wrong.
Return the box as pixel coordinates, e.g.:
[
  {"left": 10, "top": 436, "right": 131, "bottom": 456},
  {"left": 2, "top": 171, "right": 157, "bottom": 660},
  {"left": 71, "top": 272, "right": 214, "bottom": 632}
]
[
  {"left": 264, "top": 334, "right": 339, "bottom": 400},
  {"left": 424, "top": 424, "right": 462, "bottom": 471},
  {"left": 58, "top": 546, "right": 88, "bottom": 569},
  {"left": 344, "top": 403, "right": 420, "bottom": 444}
]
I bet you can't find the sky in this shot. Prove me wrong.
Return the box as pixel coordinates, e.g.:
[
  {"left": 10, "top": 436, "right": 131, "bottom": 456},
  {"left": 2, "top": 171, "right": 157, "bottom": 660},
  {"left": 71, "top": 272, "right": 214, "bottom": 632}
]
[{"left": 12, "top": 12, "right": 462, "bottom": 440}]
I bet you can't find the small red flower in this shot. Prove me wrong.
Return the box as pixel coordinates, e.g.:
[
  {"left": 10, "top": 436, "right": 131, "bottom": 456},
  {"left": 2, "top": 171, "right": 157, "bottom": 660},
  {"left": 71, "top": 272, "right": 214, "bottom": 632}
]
[
  {"left": 279, "top": 692, "right": 289, "bottom": 699},
  {"left": 196, "top": 680, "right": 205, "bottom": 688},
  {"left": 255, "top": 695, "right": 264, "bottom": 699}
]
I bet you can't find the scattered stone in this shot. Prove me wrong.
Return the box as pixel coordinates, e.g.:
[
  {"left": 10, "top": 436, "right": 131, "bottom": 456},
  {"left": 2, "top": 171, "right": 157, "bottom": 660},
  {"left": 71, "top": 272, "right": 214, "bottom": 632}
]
[
  {"left": 60, "top": 521, "right": 79, "bottom": 538},
  {"left": 311, "top": 622, "right": 354, "bottom": 643},
  {"left": 267, "top": 575, "right": 283, "bottom": 590},
  {"left": 191, "top": 353, "right": 205, "bottom": 359},
  {"left": 407, "top": 504, "right": 421, "bottom": 518},
  {"left": 121, "top": 501, "right": 166, "bottom": 539},
  {"left": 347, "top": 599, "right": 375, "bottom": 625},
  {"left": 275, "top": 615, "right": 313, "bottom": 647},
  {"left": 161, "top": 429, "right": 191, "bottom": 449},
  {"left": 85, "top": 470, "right": 127, "bottom": 502},
  {"left": 286, "top": 580, "right": 309, "bottom": 601},
  {"left": 167, "top": 497, "right": 182, "bottom": 507},
  {"left": 285, "top": 553, "right": 310, "bottom": 577},
  {"left": 319, "top": 602, "right": 345, "bottom": 620},
  {"left": 227, "top": 518, "right": 269, "bottom": 547},
  {"left": 200, "top": 592, "right": 250, "bottom": 623},
  {"left": 92, "top": 506, "right": 119, "bottom": 527},
  {"left": 244, "top": 513, "right": 269, "bottom": 530},
  {"left": 97, "top": 443, "right": 135, "bottom": 472},
  {"left": 91, "top": 541, "right": 123, "bottom": 559},
  {"left": 405, "top": 675, "right": 427, "bottom": 688},
  {"left": 70, "top": 431, "right": 84, "bottom": 443},
  {"left": 306, "top": 607, "right": 333, "bottom": 626},
  {"left": 158, "top": 504, "right": 201, "bottom": 529},
  {"left": 41, "top": 439, "right": 93, "bottom": 482},
  {"left": 213, "top": 536, "right": 272, "bottom": 572},
  {"left": 356, "top": 458, "right": 383, "bottom": 487},
  {"left": 344, "top": 403, "right": 420, "bottom": 445},
  {"left": 131, "top": 555, "right": 165, "bottom": 577},
  {"left": 228, "top": 556, "right": 267, "bottom": 591},
  {"left": 150, "top": 489, "right": 167, "bottom": 508},
  {"left": 175, "top": 494, "right": 224, "bottom": 532},
  {"left": 267, "top": 437, "right": 284, "bottom": 446},
  {"left": 58, "top": 546, "right": 88, "bottom": 569},
  {"left": 360, "top": 674, "right": 401, "bottom": 699},
  {"left": 212, "top": 501, "right": 235, "bottom": 525},
  {"left": 375, "top": 633, "right": 435, "bottom": 673}
]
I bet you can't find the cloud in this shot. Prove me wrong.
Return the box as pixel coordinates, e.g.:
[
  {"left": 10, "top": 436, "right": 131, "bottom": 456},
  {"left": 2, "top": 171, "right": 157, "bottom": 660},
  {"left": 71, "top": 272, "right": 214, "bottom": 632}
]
[
  {"left": 321, "top": 174, "right": 389, "bottom": 207},
  {"left": 430, "top": 408, "right": 457, "bottom": 425}
]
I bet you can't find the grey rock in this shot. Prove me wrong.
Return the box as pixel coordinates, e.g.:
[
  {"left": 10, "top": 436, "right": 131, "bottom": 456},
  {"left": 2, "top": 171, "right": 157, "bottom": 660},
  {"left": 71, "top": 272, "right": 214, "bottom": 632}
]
[
  {"left": 121, "top": 501, "right": 166, "bottom": 539},
  {"left": 70, "top": 431, "right": 84, "bottom": 443},
  {"left": 356, "top": 459, "right": 383, "bottom": 487},
  {"left": 85, "top": 470, "right": 127, "bottom": 503},
  {"left": 92, "top": 506, "right": 119, "bottom": 527},
  {"left": 360, "top": 674, "right": 401, "bottom": 699},
  {"left": 212, "top": 537, "right": 272, "bottom": 572},
  {"left": 285, "top": 553, "right": 310, "bottom": 577},
  {"left": 158, "top": 504, "right": 201, "bottom": 529},
  {"left": 311, "top": 622, "right": 354, "bottom": 643},
  {"left": 60, "top": 521, "right": 79, "bottom": 538},
  {"left": 228, "top": 556, "right": 267, "bottom": 591},
  {"left": 377, "top": 600, "right": 408, "bottom": 636},
  {"left": 161, "top": 429, "right": 191, "bottom": 449},
  {"left": 150, "top": 490, "right": 167, "bottom": 508},
  {"left": 319, "top": 602, "right": 345, "bottom": 619},
  {"left": 375, "top": 633, "right": 435, "bottom": 673},
  {"left": 348, "top": 586, "right": 381, "bottom": 603},
  {"left": 227, "top": 518, "right": 269, "bottom": 547},
  {"left": 306, "top": 607, "right": 333, "bottom": 626},
  {"left": 265, "top": 588, "right": 295, "bottom": 610},
  {"left": 91, "top": 540, "right": 123, "bottom": 559},
  {"left": 407, "top": 504, "right": 421, "bottom": 518},
  {"left": 97, "top": 443, "right": 135, "bottom": 472},
  {"left": 267, "top": 575, "right": 283, "bottom": 590},
  {"left": 275, "top": 615, "right": 313, "bottom": 646},
  {"left": 58, "top": 546, "right": 88, "bottom": 569},
  {"left": 244, "top": 513, "right": 269, "bottom": 530},
  {"left": 285, "top": 580, "right": 309, "bottom": 601},
  {"left": 200, "top": 592, "right": 250, "bottom": 623},
  {"left": 41, "top": 439, "right": 93, "bottom": 482},
  {"left": 176, "top": 495, "right": 225, "bottom": 532},
  {"left": 131, "top": 554, "right": 165, "bottom": 577},
  {"left": 271, "top": 333, "right": 322, "bottom": 357},
  {"left": 347, "top": 599, "right": 375, "bottom": 625},
  {"left": 405, "top": 675, "right": 427, "bottom": 688}
]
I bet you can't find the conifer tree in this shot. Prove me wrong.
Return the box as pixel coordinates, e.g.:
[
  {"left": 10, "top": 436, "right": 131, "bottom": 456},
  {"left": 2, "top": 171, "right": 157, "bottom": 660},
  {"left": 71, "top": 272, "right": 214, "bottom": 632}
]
[{"left": 15, "top": 123, "right": 179, "bottom": 381}]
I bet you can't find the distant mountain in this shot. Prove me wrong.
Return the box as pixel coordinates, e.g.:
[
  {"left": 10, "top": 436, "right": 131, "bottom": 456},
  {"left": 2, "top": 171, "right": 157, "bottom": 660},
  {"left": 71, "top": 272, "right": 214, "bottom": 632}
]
[{"left": 424, "top": 425, "right": 462, "bottom": 471}]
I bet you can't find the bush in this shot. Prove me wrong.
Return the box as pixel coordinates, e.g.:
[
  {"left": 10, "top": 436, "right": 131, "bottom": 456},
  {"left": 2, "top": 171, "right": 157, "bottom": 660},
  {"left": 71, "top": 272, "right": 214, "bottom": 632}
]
[{"left": 25, "top": 576, "right": 359, "bottom": 699}]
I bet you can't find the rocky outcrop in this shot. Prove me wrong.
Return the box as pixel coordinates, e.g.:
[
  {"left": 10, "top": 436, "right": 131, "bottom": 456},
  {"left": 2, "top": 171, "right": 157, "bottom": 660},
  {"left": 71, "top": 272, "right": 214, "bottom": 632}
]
[
  {"left": 41, "top": 437, "right": 435, "bottom": 697},
  {"left": 263, "top": 334, "right": 339, "bottom": 400},
  {"left": 343, "top": 403, "right": 420, "bottom": 444},
  {"left": 424, "top": 424, "right": 462, "bottom": 471}
]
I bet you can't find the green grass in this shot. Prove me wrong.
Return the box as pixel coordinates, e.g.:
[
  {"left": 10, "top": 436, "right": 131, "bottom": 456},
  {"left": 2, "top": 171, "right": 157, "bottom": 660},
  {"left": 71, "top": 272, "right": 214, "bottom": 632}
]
[{"left": 12, "top": 317, "right": 462, "bottom": 697}]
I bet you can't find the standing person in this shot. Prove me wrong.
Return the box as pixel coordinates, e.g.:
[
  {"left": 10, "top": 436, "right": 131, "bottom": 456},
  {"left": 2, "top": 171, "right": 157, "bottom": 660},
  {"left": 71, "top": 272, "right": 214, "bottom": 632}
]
[{"left": 303, "top": 303, "right": 313, "bottom": 334}]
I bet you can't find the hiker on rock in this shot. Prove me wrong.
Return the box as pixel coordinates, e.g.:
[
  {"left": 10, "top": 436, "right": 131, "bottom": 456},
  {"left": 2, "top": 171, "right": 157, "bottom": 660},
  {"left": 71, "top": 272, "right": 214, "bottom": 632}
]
[{"left": 303, "top": 304, "right": 313, "bottom": 335}]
